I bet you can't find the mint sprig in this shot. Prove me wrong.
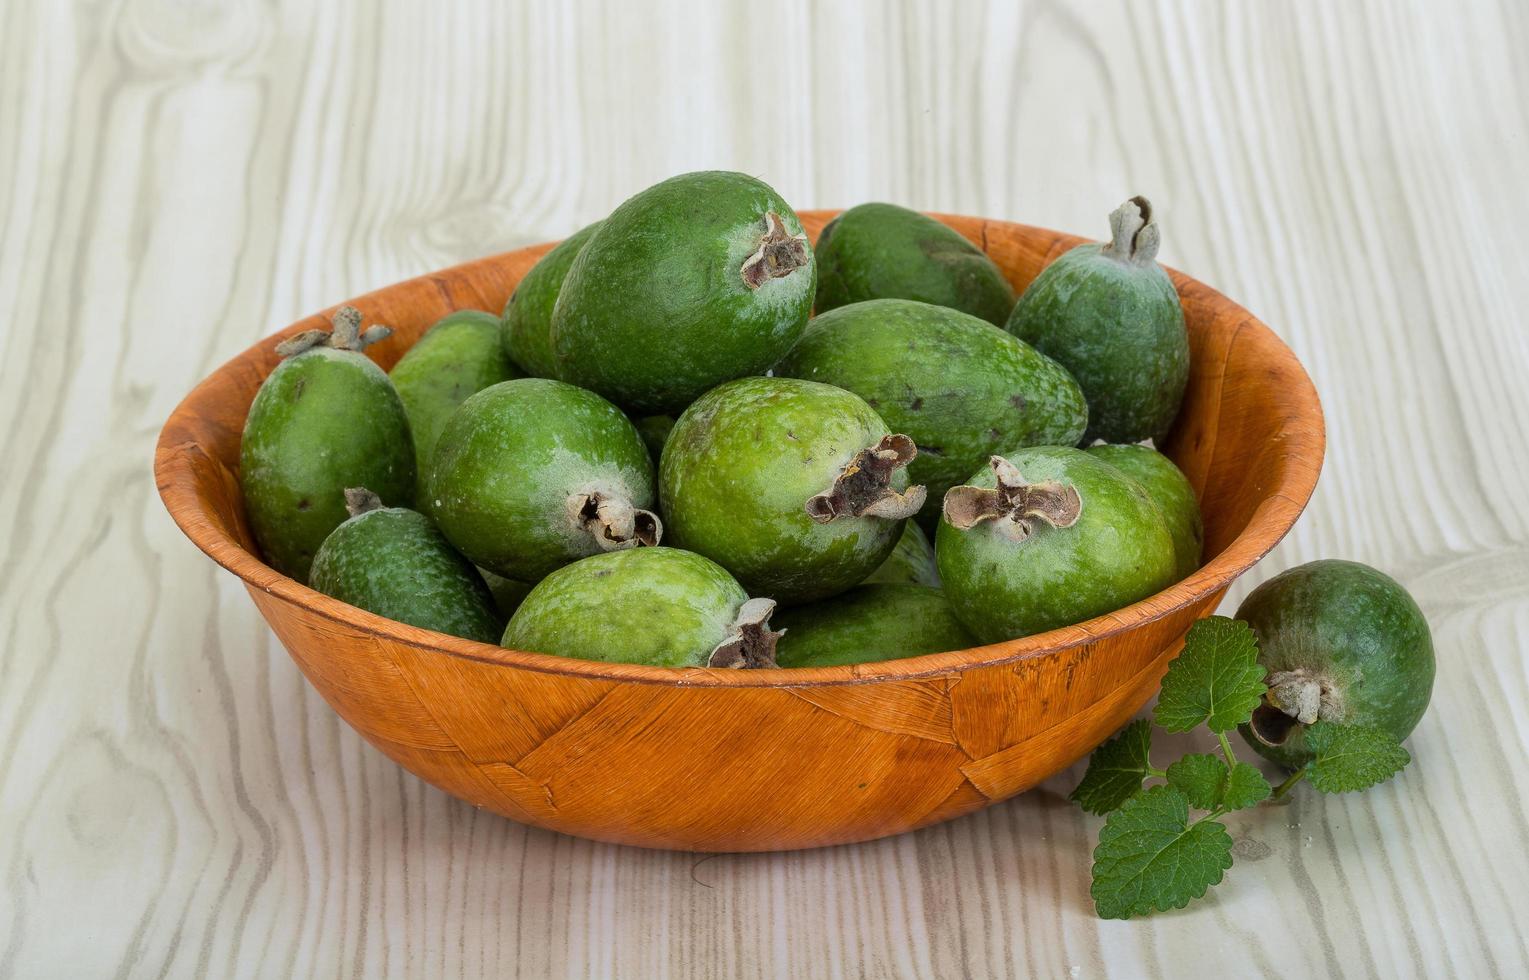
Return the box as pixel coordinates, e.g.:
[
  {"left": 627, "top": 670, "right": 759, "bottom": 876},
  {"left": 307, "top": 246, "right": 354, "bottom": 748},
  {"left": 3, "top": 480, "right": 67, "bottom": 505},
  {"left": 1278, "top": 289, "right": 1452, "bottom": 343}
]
[{"left": 1074, "top": 615, "right": 1412, "bottom": 920}]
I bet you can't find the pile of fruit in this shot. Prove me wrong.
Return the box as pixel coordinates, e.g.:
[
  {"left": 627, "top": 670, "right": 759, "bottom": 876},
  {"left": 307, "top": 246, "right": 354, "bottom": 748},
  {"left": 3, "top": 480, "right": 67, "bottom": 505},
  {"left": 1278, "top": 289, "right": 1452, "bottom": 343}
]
[{"left": 239, "top": 171, "right": 1201, "bottom": 668}]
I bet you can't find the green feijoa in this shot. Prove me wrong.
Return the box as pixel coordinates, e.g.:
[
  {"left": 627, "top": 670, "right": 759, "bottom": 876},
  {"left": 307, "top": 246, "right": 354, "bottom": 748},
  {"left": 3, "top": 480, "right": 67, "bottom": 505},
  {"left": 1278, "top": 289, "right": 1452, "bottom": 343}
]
[
  {"left": 775, "top": 298, "right": 1088, "bottom": 526},
  {"left": 503, "top": 548, "right": 780, "bottom": 668},
  {"left": 773, "top": 584, "right": 976, "bottom": 668},
  {"left": 660, "top": 377, "right": 925, "bottom": 605},
  {"left": 936, "top": 448, "right": 1176, "bottom": 643},
  {"left": 501, "top": 221, "right": 601, "bottom": 378},
  {"left": 814, "top": 203, "right": 1016, "bottom": 325},
  {"left": 478, "top": 567, "right": 534, "bottom": 620},
  {"left": 1087, "top": 443, "right": 1203, "bottom": 580},
  {"left": 428, "top": 378, "right": 659, "bottom": 582},
  {"left": 633, "top": 414, "right": 675, "bottom": 466},
  {"left": 864, "top": 521, "right": 940, "bottom": 587},
  {"left": 391, "top": 309, "right": 521, "bottom": 492},
  {"left": 1006, "top": 197, "right": 1189, "bottom": 444},
  {"left": 551, "top": 171, "right": 815, "bottom": 414},
  {"left": 1237, "top": 560, "right": 1435, "bottom": 769},
  {"left": 239, "top": 306, "right": 415, "bottom": 583},
  {"left": 310, "top": 490, "right": 501, "bottom": 642}
]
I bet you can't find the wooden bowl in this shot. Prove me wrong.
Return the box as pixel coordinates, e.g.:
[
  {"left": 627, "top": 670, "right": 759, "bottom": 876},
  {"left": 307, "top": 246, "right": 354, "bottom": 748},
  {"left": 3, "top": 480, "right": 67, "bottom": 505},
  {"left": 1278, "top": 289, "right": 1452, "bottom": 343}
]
[{"left": 155, "top": 212, "right": 1323, "bottom": 852}]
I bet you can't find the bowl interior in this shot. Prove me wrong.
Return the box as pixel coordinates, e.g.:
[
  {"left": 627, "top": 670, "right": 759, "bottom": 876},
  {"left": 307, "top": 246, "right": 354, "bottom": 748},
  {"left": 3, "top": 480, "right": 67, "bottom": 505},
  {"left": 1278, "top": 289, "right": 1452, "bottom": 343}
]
[{"left": 155, "top": 211, "right": 1324, "bottom": 685}]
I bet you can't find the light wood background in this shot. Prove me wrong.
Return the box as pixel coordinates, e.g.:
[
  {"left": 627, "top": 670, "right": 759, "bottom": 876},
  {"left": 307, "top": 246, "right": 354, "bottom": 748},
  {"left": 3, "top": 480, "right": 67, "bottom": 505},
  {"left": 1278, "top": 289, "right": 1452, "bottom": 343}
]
[{"left": 3, "top": 1, "right": 1528, "bottom": 977}]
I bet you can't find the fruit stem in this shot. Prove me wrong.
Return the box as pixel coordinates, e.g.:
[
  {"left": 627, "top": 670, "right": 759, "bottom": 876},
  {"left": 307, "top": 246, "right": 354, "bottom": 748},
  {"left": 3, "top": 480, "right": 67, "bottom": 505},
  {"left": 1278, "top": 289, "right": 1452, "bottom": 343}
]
[
  {"left": 708, "top": 598, "right": 783, "bottom": 668},
  {"left": 942, "top": 455, "right": 1082, "bottom": 542},
  {"left": 1102, "top": 196, "right": 1161, "bottom": 266},
  {"left": 805, "top": 434, "right": 926, "bottom": 523}
]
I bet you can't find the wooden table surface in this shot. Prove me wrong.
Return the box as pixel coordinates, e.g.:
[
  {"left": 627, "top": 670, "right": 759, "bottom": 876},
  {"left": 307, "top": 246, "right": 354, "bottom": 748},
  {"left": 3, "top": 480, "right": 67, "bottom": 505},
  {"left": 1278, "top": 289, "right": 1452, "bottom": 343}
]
[{"left": 4, "top": 1, "right": 1527, "bottom": 977}]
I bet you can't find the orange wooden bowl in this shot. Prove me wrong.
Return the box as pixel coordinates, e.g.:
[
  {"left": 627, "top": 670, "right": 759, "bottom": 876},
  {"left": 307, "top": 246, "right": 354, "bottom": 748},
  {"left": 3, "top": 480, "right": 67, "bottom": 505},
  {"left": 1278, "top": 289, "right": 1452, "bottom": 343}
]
[{"left": 155, "top": 211, "right": 1323, "bottom": 852}]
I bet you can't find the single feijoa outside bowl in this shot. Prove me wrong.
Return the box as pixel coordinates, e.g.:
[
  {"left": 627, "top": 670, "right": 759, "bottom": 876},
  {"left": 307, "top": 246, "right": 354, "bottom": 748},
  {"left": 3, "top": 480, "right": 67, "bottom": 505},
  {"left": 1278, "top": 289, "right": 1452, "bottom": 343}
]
[{"left": 154, "top": 211, "right": 1324, "bottom": 852}]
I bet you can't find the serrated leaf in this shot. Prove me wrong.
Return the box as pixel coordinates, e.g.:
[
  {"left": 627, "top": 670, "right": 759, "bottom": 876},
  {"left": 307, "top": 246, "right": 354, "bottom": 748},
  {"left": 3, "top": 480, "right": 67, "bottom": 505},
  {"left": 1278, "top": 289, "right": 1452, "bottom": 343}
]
[
  {"left": 1165, "top": 754, "right": 1227, "bottom": 810},
  {"left": 1071, "top": 719, "right": 1154, "bottom": 815},
  {"left": 1090, "top": 786, "right": 1234, "bottom": 919},
  {"left": 1154, "top": 617, "right": 1267, "bottom": 733},
  {"left": 1222, "top": 763, "right": 1272, "bottom": 810},
  {"left": 1304, "top": 722, "right": 1410, "bottom": 793}
]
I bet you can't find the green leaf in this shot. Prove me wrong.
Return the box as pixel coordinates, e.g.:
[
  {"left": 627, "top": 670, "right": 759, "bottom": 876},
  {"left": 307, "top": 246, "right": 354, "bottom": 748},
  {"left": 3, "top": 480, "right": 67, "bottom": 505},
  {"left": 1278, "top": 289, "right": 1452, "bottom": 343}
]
[
  {"left": 1163, "top": 754, "right": 1273, "bottom": 812},
  {"left": 1090, "top": 786, "right": 1235, "bottom": 919},
  {"left": 1222, "top": 763, "right": 1273, "bottom": 810},
  {"left": 1154, "top": 617, "right": 1267, "bottom": 733},
  {"left": 1165, "top": 754, "right": 1227, "bottom": 810},
  {"left": 1304, "top": 722, "right": 1410, "bottom": 793},
  {"left": 1071, "top": 719, "right": 1154, "bottom": 815}
]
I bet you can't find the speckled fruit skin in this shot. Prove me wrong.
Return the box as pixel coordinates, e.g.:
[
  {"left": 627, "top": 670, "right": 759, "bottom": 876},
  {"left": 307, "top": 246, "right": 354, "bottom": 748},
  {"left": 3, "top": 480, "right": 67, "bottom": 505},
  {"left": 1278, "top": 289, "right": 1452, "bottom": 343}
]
[
  {"left": 503, "top": 548, "right": 752, "bottom": 667},
  {"left": 1237, "top": 560, "right": 1436, "bottom": 768},
  {"left": 390, "top": 310, "right": 521, "bottom": 491},
  {"left": 773, "top": 584, "right": 976, "bottom": 668},
  {"left": 936, "top": 447, "right": 1177, "bottom": 643},
  {"left": 660, "top": 377, "right": 910, "bottom": 605},
  {"left": 864, "top": 521, "right": 940, "bottom": 587},
  {"left": 500, "top": 221, "right": 601, "bottom": 378},
  {"left": 427, "top": 378, "right": 655, "bottom": 582},
  {"left": 1087, "top": 443, "right": 1203, "bottom": 580},
  {"left": 240, "top": 348, "right": 414, "bottom": 583},
  {"left": 776, "top": 298, "right": 1087, "bottom": 527},
  {"left": 550, "top": 171, "right": 815, "bottom": 414},
  {"left": 1006, "top": 244, "right": 1188, "bottom": 444},
  {"left": 813, "top": 203, "right": 1016, "bottom": 326},
  {"left": 310, "top": 506, "right": 502, "bottom": 642}
]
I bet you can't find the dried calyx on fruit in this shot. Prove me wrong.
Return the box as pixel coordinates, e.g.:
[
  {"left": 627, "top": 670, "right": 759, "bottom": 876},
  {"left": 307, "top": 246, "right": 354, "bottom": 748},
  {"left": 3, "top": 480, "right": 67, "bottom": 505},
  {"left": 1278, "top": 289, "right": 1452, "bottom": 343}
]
[
  {"left": 1103, "top": 195, "right": 1161, "bottom": 266},
  {"left": 740, "top": 212, "right": 810, "bottom": 288},
  {"left": 706, "top": 598, "right": 784, "bottom": 668},
  {"left": 275, "top": 305, "right": 393, "bottom": 357},
  {"left": 942, "top": 455, "right": 1082, "bottom": 542},
  {"left": 568, "top": 486, "right": 662, "bottom": 551},
  {"left": 806, "top": 434, "right": 926, "bottom": 523}
]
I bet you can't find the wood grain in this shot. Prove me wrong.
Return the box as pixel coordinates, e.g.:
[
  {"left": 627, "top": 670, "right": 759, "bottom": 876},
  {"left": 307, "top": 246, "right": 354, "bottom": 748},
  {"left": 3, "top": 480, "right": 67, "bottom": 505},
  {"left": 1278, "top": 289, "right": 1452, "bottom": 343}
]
[{"left": 4, "top": 0, "right": 1528, "bottom": 976}]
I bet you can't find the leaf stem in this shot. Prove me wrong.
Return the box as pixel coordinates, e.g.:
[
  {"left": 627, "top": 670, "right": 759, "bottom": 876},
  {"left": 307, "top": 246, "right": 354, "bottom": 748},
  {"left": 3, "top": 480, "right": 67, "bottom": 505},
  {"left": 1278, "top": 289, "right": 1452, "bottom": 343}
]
[
  {"left": 1216, "top": 732, "right": 1239, "bottom": 770},
  {"left": 1271, "top": 768, "right": 1307, "bottom": 801},
  {"left": 1145, "top": 765, "right": 1168, "bottom": 780}
]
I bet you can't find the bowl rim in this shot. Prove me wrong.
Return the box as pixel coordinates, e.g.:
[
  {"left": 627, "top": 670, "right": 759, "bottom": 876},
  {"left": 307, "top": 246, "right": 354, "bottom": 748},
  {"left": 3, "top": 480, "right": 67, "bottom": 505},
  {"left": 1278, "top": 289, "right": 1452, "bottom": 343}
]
[{"left": 154, "top": 211, "right": 1324, "bottom": 689}]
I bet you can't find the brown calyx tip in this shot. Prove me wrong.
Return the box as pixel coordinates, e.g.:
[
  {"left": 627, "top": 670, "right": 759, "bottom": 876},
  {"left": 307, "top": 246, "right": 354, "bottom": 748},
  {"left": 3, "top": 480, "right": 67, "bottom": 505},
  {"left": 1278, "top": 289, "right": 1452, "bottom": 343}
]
[
  {"left": 941, "top": 455, "right": 1082, "bottom": 542},
  {"left": 740, "top": 211, "right": 810, "bottom": 289},
  {"left": 343, "top": 487, "right": 385, "bottom": 517},
  {"left": 572, "top": 489, "right": 663, "bottom": 551},
  {"left": 1250, "top": 669, "right": 1344, "bottom": 746},
  {"left": 806, "top": 434, "right": 927, "bottom": 523},
  {"left": 1103, "top": 195, "right": 1161, "bottom": 266},
  {"left": 707, "top": 598, "right": 783, "bottom": 669},
  {"left": 274, "top": 305, "right": 393, "bottom": 358}
]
